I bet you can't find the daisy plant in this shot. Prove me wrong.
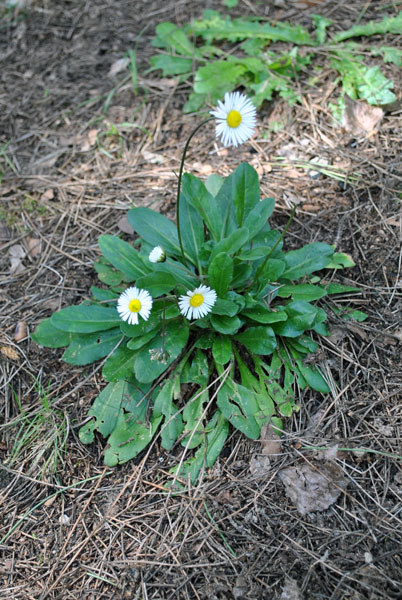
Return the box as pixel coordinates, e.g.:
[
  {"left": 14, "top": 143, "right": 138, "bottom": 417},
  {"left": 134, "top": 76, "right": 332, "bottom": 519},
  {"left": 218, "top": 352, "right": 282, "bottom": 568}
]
[{"left": 32, "top": 92, "right": 358, "bottom": 485}]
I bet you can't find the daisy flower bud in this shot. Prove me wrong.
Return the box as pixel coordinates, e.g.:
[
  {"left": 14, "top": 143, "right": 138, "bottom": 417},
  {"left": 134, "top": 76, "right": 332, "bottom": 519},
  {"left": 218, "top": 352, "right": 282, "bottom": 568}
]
[{"left": 149, "top": 246, "right": 166, "bottom": 263}]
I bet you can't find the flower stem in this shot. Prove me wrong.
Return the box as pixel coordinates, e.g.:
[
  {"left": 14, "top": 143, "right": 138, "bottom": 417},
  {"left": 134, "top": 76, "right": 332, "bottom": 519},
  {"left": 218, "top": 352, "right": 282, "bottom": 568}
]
[{"left": 176, "top": 117, "right": 214, "bottom": 267}]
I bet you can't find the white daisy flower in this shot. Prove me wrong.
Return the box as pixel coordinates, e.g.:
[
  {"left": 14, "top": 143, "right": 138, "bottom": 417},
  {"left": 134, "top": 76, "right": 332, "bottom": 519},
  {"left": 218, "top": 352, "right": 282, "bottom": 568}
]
[
  {"left": 178, "top": 285, "right": 217, "bottom": 320},
  {"left": 117, "top": 286, "right": 153, "bottom": 325},
  {"left": 149, "top": 246, "right": 166, "bottom": 263},
  {"left": 210, "top": 92, "right": 257, "bottom": 148}
]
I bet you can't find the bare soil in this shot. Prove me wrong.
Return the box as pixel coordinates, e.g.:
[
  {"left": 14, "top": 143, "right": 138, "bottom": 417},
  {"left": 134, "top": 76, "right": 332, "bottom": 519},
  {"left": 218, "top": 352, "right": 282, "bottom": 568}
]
[{"left": 0, "top": 1, "right": 401, "bottom": 599}]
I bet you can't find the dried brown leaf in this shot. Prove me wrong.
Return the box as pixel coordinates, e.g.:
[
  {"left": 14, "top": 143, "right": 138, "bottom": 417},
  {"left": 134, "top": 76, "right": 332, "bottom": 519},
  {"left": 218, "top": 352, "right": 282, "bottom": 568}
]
[
  {"left": 260, "top": 423, "right": 282, "bottom": 456},
  {"left": 279, "top": 462, "right": 347, "bottom": 515},
  {"left": 117, "top": 216, "right": 134, "bottom": 235},
  {"left": 24, "top": 236, "right": 42, "bottom": 259},
  {"left": 342, "top": 95, "right": 384, "bottom": 138},
  {"left": 40, "top": 189, "right": 54, "bottom": 201},
  {"left": 14, "top": 321, "right": 27, "bottom": 342},
  {"left": 142, "top": 150, "right": 164, "bottom": 164}
]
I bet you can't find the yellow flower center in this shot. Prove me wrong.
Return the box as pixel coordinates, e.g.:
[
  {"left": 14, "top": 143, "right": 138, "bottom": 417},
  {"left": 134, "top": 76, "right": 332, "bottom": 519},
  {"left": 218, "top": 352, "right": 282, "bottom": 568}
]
[
  {"left": 226, "top": 110, "right": 242, "bottom": 128},
  {"left": 190, "top": 293, "right": 204, "bottom": 308},
  {"left": 128, "top": 299, "right": 141, "bottom": 313}
]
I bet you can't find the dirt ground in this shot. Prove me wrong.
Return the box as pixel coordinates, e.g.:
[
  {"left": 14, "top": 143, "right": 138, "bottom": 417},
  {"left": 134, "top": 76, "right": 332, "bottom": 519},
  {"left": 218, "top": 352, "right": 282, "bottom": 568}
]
[{"left": 0, "top": 0, "right": 401, "bottom": 598}]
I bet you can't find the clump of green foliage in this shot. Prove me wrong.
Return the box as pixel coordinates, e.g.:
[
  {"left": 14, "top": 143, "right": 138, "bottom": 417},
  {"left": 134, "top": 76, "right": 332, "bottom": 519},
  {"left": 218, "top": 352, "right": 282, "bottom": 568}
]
[
  {"left": 32, "top": 156, "right": 360, "bottom": 484},
  {"left": 148, "top": 10, "right": 401, "bottom": 117}
]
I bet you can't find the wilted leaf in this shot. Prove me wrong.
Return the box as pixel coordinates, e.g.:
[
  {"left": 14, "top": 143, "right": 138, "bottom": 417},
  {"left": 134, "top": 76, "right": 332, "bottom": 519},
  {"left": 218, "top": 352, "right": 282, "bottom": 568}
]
[
  {"left": 81, "top": 129, "right": 99, "bottom": 151},
  {"left": 279, "top": 462, "right": 347, "bottom": 515},
  {"left": 342, "top": 95, "right": 383, "bottom": 138},
  {"left": 40, "top": 189, "right": 54, "bottom": 201}
]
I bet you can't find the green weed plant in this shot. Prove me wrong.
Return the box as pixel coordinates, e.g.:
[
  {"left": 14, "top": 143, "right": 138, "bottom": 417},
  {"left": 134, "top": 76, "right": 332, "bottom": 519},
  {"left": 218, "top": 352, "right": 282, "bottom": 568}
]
[{"left": 148, "top": 10, "right": 401, "bottom": 117}]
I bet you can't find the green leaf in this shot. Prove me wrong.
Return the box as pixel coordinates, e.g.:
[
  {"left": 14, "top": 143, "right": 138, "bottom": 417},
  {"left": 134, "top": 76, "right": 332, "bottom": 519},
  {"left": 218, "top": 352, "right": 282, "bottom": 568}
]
[
  {"left": 190, "top": 11, "right": 314, "bottom": 45},
  {"left": 78, "top": 381, "right": 127, "bottom": 444},
  {"left": 194, "top": 61, "right": 247, "bottom": 97},
  {"left": 93, "top": 258, "right": 129, "bottom": 286},
  {"left": 205, "top": 173, "right": 224, "bottom": 197},
  {"left": 126, "top": 329, "right": 160, "bottom": 350},
  {"left": 212, "top": 336, "right": 232, "bottom": 365},
  {"left": 281, "top": 242, "right": 334, "bottom": 280},
  {"left": 312, "top": 14, "right": 332, "bottom": 44},
  {"left": 195, "top": 332, "right": 216, "bottom": 349},
  {"left": 182, "top": 390, "right": 208, "bottom": 449},
  {"left": 243, "top": 197, "right": 275, "bottom": 240},
  {"left": 295, "top": 361, "right": 330, "bottom": 394},
  {"left": 135, "top": 271, "right": 177, "bottom": 296},
  {"left": 152, "top": 22, "right": 201, "bottom": 57},
  {"left": 31, "top": 318, "right": 71, "bottom": 348},
  {"left": 51, "top": 304, "right": 121, "bottom": 333},
  {"left": 277, "top": 284, "right": 327, "bottom": 301},
  {"left": 134, "top": 321, "right": 189, "bottom": 383},
  {"left": 218, "top": 381, "right": 261, "bottom": 439},
  {"left": 171, "top": 410, "right": 229, "bottom": 484},
  {"left": 333, "top": 11, "right": 402, "bottom": 42},
  {"left": 179, "top": 180, "right": 205, "bottom": 267},
  {"left": 210, "top": 314, "right": 242, "bottom": 335},
  {"left": 98, "top": 235, "right": 150, "bottom": 279},
  {"left": 102, "top": 343, "right": 137, "bottom": 382},
  {"left": 181, "top": 173, "right": 221, "bottom": 241},
  {"left": 153, "top": 379, "right": 183, "bottom": 451},
  {"left": 258, "top": 258, "right": 286, "bottom": 281},
  {"left": 373, "top": 46, "right": 402, "bottom": 67},
  {"left": 150, "top": 55, "right": 192, "bottom": 76},
  {"left": 181, "top": 349, "right": 209, "bottom": 386},
  {"left": 183, "top": 92, "right": 207, "bottom": 113},
  {"left": 104, "top": 409, "right": 162, "bottom": 467},
  {"left": 210, "top": 227, "right": 250, "bottom": 263},
  {"left": 242, "top": 305, "right": 287, "bottom": 324},
  {"left": 62, "top": 329, "right": 122, "bottom": 365},
  {"left": 230, "top": 163, "right": 260, "bottom": 227},
  {"left": 325, "top": 252, "right": 355, "bottom": 269},
  {"left": 235, "top": 326, "right": 277, "bottom": 355},
  {"left": 90, "top": 286, "right": 119, "bottom": 302},
  {"left": 211, "top": 298, "right": 239, "bottom": 317},
  {"left": 127, "top": 207, "right": 181, "bottom": 258},
  {"left": 208, "top": 252, "right": 233, "bottom": 298},
  {"left": 324, "top": 282, "right": 360, "bottom": 295}
]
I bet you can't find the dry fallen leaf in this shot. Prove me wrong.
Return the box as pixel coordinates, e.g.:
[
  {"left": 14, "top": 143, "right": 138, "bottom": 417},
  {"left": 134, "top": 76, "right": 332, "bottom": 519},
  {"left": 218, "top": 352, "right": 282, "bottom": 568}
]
[
  {"left": 24, "top": 236, "right": 42, "bottom": 259},
  {"left": 108, "top": 57, "right": 129, "bottom": 77},
  {"left": 81, "top": 129, "right": 99, "bottom": 151},
  {"left": 342, "top": 95, "right": 384, "bottom": 138},
  {"left": 279, "top": 462, "right": 347, "bottom": 515},
  {"left": 40, "top": 189, "right": 54, "bottom": 202},
  {"left": 281, "top": 578, "right": 303, "bottom": 600},
  {"left": 260, "top": 423, "right": 282, "bottom": 456},
  {"left": 142, "top": 150, "right": 164, "bottom": 165},
  {"left": 249, "top": 455, "right": 271, "bottom": 478},
  {"left": 14, "top": 321, "right": 27, "bottom": 342},
  {"left": 8, "top": 244, "right": 26, "bottom": 274},
  {"left": 117, "top": 216, "right": 134, "bottom": 235}
]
